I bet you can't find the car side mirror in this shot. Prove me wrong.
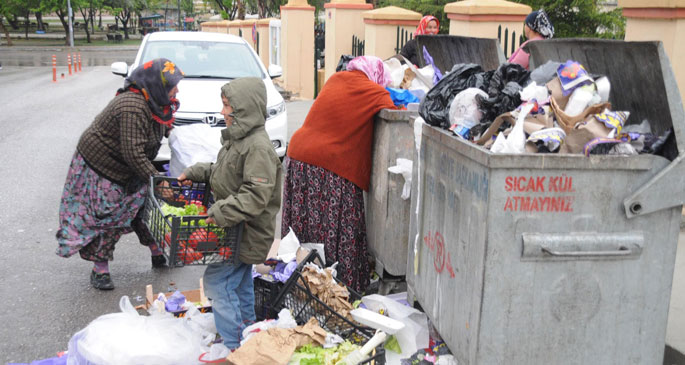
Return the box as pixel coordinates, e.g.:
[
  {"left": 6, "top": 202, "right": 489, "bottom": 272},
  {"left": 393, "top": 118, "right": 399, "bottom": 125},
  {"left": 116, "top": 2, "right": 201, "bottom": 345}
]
[
  {"left": 111, "top": 62, "right": 128, "bottom": 77},
  {"left": 268, "top": 64, "right": 283, "bottom": 79}
]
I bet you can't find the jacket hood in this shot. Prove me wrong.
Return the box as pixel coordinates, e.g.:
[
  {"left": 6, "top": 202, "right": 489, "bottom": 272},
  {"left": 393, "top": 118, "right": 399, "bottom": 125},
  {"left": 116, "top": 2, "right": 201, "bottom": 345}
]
[{"left": 221, "top": 77, "right": 267, "bottom": 141}]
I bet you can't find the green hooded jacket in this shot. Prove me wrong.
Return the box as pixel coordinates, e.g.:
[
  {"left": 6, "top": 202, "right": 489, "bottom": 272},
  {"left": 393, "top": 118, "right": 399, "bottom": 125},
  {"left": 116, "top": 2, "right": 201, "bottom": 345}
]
[{"left": 184, "top": 77, "right": 282, "bottom": 264}]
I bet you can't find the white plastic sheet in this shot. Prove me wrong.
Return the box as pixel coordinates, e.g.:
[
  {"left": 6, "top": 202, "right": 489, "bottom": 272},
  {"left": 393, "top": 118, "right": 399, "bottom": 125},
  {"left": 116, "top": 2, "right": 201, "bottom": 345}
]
[
  {"left": 67, "top": 296, "right": 205, "bottom": 365},
  {"left": 169, "top": 123, "right": 222, "bottom": 177},
  {"left": 361, "top": 294, "right": 429, "bottom": 365}
]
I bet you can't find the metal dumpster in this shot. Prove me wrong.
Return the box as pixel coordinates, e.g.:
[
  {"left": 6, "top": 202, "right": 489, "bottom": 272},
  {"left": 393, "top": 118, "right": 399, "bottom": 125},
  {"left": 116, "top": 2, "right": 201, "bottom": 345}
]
[
  {"left": 367, "top": 36, "right": 505, "bottom": 279},
  {"left": 406, "top": 39, "right": 685, "bottom": 364}
]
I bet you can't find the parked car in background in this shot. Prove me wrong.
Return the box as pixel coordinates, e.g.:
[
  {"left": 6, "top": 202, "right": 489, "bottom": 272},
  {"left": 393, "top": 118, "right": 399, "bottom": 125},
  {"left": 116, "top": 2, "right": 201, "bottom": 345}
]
[{"left": 111, "top": 31, "right": 287, "bottom": 167}]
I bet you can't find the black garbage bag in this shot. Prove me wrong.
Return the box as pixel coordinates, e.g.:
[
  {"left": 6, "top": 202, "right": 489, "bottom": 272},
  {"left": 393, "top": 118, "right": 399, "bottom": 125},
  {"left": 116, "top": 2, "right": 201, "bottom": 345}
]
[
  {"left": 478, "top": 63, "right": 530, "bottom": 122},
  {"left": 336, "top": 55, "right": 355, "bottom": 72},
  {"left": 418, "top": 63, "right": 487, "bottom": 129}
]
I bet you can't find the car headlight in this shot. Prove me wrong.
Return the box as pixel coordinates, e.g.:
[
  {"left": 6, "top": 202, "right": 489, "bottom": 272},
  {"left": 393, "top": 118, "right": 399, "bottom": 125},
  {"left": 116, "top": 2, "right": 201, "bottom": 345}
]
[{"left": 267, "top": 101, "right": 286, "bottom": 120}]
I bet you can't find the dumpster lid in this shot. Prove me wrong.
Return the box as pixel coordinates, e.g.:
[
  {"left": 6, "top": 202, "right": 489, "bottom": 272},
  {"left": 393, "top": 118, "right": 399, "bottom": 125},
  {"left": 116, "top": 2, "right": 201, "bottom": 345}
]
[
  {"left": 527, "top": 39, "right": 685, "bottom": 218},
  {"left": 414, "top": 34, "right": 505, "bottom": 74}
]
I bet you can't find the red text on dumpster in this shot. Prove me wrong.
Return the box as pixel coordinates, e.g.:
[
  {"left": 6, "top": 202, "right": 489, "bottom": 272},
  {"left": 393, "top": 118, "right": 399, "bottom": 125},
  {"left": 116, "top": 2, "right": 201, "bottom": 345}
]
[
  {"left": 424, "top": 231, "right": 456, "bottom": 278},
  {"left": 503, "top": 174, "right": 575, "bottom": 212}
]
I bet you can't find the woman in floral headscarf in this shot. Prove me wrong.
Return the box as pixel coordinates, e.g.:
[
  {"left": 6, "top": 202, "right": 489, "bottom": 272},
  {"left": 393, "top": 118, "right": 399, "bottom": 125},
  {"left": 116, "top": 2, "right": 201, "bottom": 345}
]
[
  {"left": 56, "top": 58, "right": 183, "bottom": 290},
  {"left": 508, "top": 9, "right": 555, "bottom": 70},
  {"left": 282, "top": 56, "right": 396, "bottom": 292},
  {"left": 399, "top": 15, "right": 439, "bottom": 65}
]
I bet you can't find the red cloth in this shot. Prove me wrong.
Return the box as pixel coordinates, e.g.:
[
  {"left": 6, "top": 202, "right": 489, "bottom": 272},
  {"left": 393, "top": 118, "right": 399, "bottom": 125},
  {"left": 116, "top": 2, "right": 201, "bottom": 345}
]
[{"left": 287, "top": 71, "right": 396, "bottom": 191}]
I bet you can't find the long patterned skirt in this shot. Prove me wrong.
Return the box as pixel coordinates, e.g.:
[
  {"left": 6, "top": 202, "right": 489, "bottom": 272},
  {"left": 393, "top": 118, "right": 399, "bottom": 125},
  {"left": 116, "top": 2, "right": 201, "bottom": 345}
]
[
  {"left": 281, "top": 157, "right": 370, "bottom": 292},
  {"left": 55, "top": 152, "right": 153, "bottom": 262}
]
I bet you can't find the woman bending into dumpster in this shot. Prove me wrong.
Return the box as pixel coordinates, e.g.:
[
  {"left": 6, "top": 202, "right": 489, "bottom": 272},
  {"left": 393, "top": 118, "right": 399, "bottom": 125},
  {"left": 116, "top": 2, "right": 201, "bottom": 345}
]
[
  {"left": 55, "top": 58, "right": 183, "bottom": 290},
  {"left": 178, "top": 78, "right": 282, "bottom": 350},
  {"left": 281, "top": 56, "right": 396, "bottom": 292},
  {"left": 399, "top": 15, "right": 439, "bottom": 65},
  {"left": 508, "top": 9, "right": 555, "bottom": 70}
]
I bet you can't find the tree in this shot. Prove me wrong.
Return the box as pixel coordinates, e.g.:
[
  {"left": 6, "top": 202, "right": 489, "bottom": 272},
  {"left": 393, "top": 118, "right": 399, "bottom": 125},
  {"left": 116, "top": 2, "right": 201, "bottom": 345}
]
[
  {"left": 0, "top": 0, "right": 19, "bottom": 45},
  {"left": 39, "top": 0, "right": 72, "bottom": 45},
  {"left": 107, "top": 0, "right": 134, "bottom": 38},
  {"left": 75, "top": 0, "right": 98, "bottom": 42},
  {"left": 379, "top": 0, "right": 625, "bottom": 39},
  {"left": 517, "top": 0, "right": 624, "bottom": 39}
]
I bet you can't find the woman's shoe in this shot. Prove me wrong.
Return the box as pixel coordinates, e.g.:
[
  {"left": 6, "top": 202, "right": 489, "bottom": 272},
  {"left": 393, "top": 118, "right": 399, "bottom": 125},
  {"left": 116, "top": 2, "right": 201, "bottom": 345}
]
[
  {"left": 90, "top": 270, "right": 115, "bottom": 290},
  {"left": 151, "top": 255, "right": 167, "bottom": 268}
]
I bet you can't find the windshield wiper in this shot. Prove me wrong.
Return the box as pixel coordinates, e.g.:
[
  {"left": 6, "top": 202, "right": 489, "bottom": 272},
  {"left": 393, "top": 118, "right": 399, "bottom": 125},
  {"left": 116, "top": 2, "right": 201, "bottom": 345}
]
[{"left": 183, "top": 75, "right": 235, "bottom": 79}]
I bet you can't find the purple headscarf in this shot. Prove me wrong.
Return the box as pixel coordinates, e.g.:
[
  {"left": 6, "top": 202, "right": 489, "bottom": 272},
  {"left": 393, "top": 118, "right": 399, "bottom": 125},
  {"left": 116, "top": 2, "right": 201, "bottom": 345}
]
[
  {"left": 119, "top": 58, "right": 184, "bottom": 126},
  {"left": 346, "top": 56, "right": 392, "bottom": 87}
]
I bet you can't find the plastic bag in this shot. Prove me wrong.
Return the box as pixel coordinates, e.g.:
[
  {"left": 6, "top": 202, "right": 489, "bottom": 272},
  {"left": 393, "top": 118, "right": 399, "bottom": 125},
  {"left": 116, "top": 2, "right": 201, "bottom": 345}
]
[
  {"left": 475, "top": 63, "right": 530, "bottom": 132},
  {"left": 491, "top": 102, "right": 535, "bottom": 154},
  {"left": 169, "top": 123, "right": 222, "bottom": 177},
  {"left": 387, "top": 158, "right": 413, "bottom": 200},
  {"left": 336, "top": 55, "right": 354, "bottom": 72},
  {"left": 278, "top": 228, "right": 301, "bottom": 262},
  {"left": 418, "top": 63, "right": 485, "bottom": 129},
  {"left": 384, "top": 58, "right": 405, "bottom": 88},
  {"left": 448, "top": 88, "right": 488, "bottom": 139},
  {"left": 386, "top": 87, "right": 421, "bottom": 107},
  {"left": 67, "top": 296, "right": 205, "bottom": 365}
]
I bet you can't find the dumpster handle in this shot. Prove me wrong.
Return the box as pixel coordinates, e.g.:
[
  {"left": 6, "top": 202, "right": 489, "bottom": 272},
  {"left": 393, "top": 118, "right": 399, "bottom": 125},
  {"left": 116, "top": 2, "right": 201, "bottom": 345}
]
[{"left": 541, "top": 246, "right": 631, "bottom": 257}]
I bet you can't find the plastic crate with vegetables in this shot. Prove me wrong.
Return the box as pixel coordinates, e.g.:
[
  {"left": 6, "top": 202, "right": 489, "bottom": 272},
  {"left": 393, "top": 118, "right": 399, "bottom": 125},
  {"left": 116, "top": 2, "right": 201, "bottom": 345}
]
[{"left": 143, "top": 176, "right": 244, "bottom": 266}]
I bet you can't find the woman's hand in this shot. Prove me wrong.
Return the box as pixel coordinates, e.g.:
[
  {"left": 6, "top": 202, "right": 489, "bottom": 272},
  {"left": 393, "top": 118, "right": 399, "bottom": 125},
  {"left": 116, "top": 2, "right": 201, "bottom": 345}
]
[
  {"left": 205, "top": 216, "right": 216, "bottom": 225},
  {"left": 177, "top": 173, "right": 193, "bottom": 186}
]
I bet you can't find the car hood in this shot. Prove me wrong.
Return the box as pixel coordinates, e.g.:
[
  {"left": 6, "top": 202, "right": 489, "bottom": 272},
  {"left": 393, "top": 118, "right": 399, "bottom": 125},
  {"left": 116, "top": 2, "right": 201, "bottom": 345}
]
[{"left": 175, "top": 78, "right": 283, "bottom": 113}]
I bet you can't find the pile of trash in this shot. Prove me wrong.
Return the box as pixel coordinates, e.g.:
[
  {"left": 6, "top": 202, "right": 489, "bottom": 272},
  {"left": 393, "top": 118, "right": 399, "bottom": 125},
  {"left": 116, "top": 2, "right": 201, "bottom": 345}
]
[{"left": 382, "top": 49, "right": 672, "bottom": 157}]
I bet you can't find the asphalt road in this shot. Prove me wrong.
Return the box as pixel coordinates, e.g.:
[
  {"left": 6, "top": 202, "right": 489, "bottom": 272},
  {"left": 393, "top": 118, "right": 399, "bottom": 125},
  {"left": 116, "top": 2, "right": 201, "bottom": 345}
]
[{"left": 0, "top": 60, "right": 312, "bottom": 363}]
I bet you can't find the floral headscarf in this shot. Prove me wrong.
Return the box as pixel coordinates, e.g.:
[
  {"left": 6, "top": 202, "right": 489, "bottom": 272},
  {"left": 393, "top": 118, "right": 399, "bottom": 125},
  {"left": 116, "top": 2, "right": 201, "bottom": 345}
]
[
  {"left": 525, "top": 10, "right": 554, "bottom": 39},
  {"left": 346, "top": 56, "right": 392, "bottom": 87},
  {"left": 415, "top": 15, "right": 439, "bottom": 36},
  {"left": 118, "top": 58, "right": 184, "bottom": 126}
]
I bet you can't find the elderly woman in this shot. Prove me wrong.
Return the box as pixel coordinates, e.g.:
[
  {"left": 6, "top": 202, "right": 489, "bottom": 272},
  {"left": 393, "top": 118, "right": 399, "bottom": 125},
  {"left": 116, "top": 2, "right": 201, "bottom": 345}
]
[
  {"left": 281, "top": 56, "right": 396, "bottom": 292},
  {"left": 56, "top": 58, "right": 183, "bottom": 290},
  {"left": 400, "top": 15, "right": 440, "bottom": 65},
  {"left": 508, "top": 9, "right": 555, "bottom": 70}
]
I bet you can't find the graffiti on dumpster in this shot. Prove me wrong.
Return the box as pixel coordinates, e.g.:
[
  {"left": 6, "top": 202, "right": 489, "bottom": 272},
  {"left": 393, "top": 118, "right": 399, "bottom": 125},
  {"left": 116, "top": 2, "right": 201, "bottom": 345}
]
[
  {"left": 424, "top": 231, "right": 456, "bottom": 278},
  {"left": 503, "top": 175, "right": 575, "bottom": 212}
]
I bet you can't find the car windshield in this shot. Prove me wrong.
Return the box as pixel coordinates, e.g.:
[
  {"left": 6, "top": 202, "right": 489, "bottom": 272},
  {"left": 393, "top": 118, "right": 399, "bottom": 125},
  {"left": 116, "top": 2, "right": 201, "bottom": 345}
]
[{"left": 140, "top": 40, "right": 264, "bottom": 79}]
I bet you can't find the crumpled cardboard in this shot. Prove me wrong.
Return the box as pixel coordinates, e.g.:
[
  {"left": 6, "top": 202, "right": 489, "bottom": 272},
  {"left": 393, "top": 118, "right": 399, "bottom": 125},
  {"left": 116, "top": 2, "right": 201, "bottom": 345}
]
[
  {"left": 476, "top": 107, "right": 553, "bottom": 146},
  {"left": 225, "top": 318, "right": 327, "bottom": 365},
  {"left": 549, "top": 97, "right": 610, "bottom": 133},
  {"left": 560, "top": 113, "right": 615, "bottom": 154},
  {"left": 401, "top": 67, "right": 416, "bottom": 89},
  {"left": 300, "top": 266, "right": 353, "bottom": 320}
]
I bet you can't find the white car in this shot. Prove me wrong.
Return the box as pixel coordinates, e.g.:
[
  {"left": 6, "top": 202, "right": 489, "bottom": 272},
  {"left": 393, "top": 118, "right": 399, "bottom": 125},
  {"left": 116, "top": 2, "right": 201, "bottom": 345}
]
[{"left": 111, "top": 31, "right": 287, "bottom": 165}]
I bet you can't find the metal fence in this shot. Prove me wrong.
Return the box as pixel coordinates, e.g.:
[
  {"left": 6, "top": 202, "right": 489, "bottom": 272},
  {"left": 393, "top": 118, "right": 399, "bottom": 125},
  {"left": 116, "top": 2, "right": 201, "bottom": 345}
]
[
  {"left": 352, "top": 35, "right": 365, "bottom": 57},
  {"left": 497, "top": 24, "right": 524, "bottom": 59},
  {"left": 395, "top": 26, "right": 413, "bottom": 54}
]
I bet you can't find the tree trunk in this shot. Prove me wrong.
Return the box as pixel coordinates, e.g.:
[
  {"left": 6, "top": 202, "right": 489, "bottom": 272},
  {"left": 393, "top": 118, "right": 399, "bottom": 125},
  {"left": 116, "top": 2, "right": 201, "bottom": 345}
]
[
  {"left": 36, "top": 12, "right": 45, "bottom": 31},
  {"left": 24, "top": 11, "right": 30, "bottom": 39},
  {"left": 55, "top": 9, "right": 70, "bottom": 45},
  {"left": 98, "top": 10, "right": 102, "bottom": 29},
  {"left": 0, "top": 17, "right": 13, "bottom": 46},
  {"left": 80, "top": 9, "right": 91, "bottom": 43},
  {"left": 8, "top": 15, "right": 20, "bottom": 30},
  {"left": 90, "top": 0, "right": 95, "bottom": 34}
]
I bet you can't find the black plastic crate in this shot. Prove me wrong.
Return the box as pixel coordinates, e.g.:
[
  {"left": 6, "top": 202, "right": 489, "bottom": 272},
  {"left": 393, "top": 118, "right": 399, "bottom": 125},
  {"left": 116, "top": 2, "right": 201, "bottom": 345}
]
[
  {"left": 143, "top": 176, "right": 244, "bottom": 267},
  {"left": 274, "top": 268, "right": 374, "bottom": 343},
  {"left": 253, "top": 251, "right": 324, "bottom": 321}
]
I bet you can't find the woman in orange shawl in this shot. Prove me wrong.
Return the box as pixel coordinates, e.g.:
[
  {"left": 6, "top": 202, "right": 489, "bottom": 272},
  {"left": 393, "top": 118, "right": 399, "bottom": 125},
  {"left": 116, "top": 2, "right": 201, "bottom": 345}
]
[{"left": 282, "top": 56, "right": 396, "bottom": 292}]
